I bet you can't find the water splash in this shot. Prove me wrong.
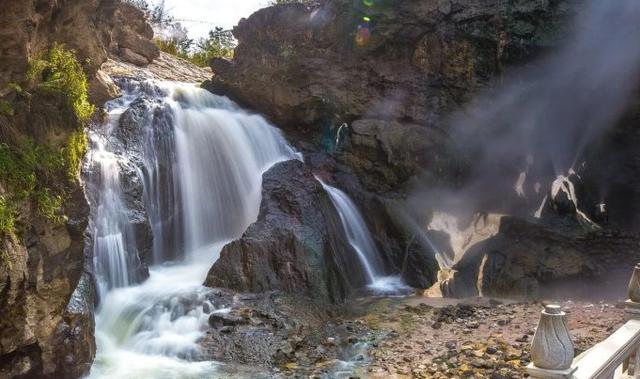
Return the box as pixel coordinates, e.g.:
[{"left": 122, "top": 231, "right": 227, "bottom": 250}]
[
  {"left": 87, "top": 80, "right": 298, "bottom": 378},
  {"left": 316, "top": 178, "right": 409, "bottom": 294}
]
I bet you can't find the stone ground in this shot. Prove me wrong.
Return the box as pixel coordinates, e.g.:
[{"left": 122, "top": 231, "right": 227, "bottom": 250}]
[
  {"left": 195, "top": 291, "right": 625, "bottom": 378},
  {"left": 343, "top": 296, "right": 624, "bottom": 379}
]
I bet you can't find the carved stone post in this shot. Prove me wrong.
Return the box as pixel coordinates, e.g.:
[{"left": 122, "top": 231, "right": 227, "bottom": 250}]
[
  {"left": 527, "top": 305, "right": 576, "bottom": 378},
  {"left": 625, "top": 264, "right": 640, "bottom": 374},
  {"left": 626, "top": 264, "right": 640, "bottom": 321}
]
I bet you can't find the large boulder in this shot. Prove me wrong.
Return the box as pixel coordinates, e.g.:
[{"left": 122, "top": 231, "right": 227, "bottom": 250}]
[
  {"left": 205, "top": 160, "right": 362, "bottom": 303},
  {"left": 430, "top": 217, "right": 640, "bottom": 300}
]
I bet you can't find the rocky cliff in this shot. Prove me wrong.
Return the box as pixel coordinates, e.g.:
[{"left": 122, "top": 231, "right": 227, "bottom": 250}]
[
  {"left": 206, "top": 0, "right": 576, "bottom": 192},
  {"left": 0, "top": 1, "right": 159, "bottom": 377},
  {"left": 206, "top": 0, "right": 640, "bottom": 300}
]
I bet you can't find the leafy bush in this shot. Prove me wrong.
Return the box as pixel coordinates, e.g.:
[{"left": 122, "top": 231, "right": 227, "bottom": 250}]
[
  {"left": 0, "top": 196, "right": 15, "bottom": 235},
  {"left": 64, "top": 129, "right": 88, "bottom": 180},
  {"left": 27, "top": 43, "right": 94, "bottom": 122},
  {"left": 0, "top": 44, "right": 90, "bottom": 252},
  {"left": 155, "top": 27, "right": 235, "bottom": 67},
  {"left": 0, "top": 139, "right": 69, "bottom": 231},
  {"left": 37, "top": 189, "right": 65, "bottom": 223},
  {"left": 0, "top": 100, "right": 14, "bottom": 116}
]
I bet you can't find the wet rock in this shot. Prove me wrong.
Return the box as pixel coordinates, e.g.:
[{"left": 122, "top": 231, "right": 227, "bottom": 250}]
[
  {"left": 208, "top": 313, "right": 247, "bottom": 328},
  {"left": 205, "top": 160, "right": 360, "bottom": 303}
]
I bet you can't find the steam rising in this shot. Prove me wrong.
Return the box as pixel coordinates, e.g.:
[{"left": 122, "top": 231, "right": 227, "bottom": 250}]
[
  {"left": 446, "top": 0, "right": 640, "bottom": 215},
  {"left": 404, "top": 0, "right": 640, "bottom": 271}
]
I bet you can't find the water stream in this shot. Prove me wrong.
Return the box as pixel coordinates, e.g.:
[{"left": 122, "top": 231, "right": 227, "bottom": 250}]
[
  {"left": 318, "top": 180, "right": 408, "bottom": 294},
  {"left": 86, "top": 80, "right": 298, "bottom": 378},
  {"left": 85, "top": 76, "right": 408, "bottom": 378}
]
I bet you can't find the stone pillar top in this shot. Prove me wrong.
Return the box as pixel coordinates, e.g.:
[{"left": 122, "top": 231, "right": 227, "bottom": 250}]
[
  {"left": 628, "top": 264, "right": 640, "bottom": 303},
  {"left": 543, "top": 304, "right": 562, "bottom": 315}
]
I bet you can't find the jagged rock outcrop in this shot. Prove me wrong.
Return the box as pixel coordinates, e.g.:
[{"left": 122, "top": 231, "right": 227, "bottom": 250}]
[
  {"left": 430, "top": 217, "right": 640, "bottom": 299},
  {"left": 206, "top": 0, "right": 640, "bottom": 301},
  {"left": 0, "top": 0, "right": 159, "bottom": 105},
  {"left": 206, "top": 0, "right": 575, "bottom": 192},
  {"left": 0, "top": 95, "right": 91, "bottom": 378},
  {"left": 303, "top": 150, "right": 440, "bottom": 289},
  {"left": 0, "top": 1, "right": 160, "bottom": 377},
  {"left": 205, "top": 160, "right": 364, "bottom": 303}
]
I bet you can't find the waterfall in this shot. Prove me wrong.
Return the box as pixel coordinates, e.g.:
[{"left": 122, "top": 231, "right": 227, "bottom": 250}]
[
  {"left": 86, "top": 79, "right": 299, "bottom": 378},
  {"left": 317, "top": 179, "right": 408, "bottom": 294}
]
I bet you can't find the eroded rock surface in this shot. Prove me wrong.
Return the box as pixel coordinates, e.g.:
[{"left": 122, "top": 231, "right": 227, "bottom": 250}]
[
  {"left": 206, "top": 0, "right": 575, "bottom": 192},
  {"left": 431, "top": 217, "right": 640, "bottom": 300},
  {"left": 205, "top": 160, "right": 360, "bottom": 303},
  {"left": 0, "top": 1, "right": 160, "bottom": 377}
]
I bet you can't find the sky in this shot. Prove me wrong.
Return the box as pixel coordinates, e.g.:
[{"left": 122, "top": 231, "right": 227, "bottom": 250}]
[{"left": 158, "top": 0, "right": 270, "bottom": 40}]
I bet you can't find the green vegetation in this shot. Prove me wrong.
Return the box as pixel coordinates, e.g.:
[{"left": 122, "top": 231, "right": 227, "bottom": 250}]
[
  {"left": 27, "top": 43, "right": 94, "bottom": 121},
  {"left": 0, "top": 44, "right": 92, "bottom": 240},
  {"left": 0, "top": 196, "right": 15, "bottom": 235},
  {"left": 155, "top": 27, "right": 235, "bottom": 67},
  {"left": 125, "top": 0, "right": 235, "bottom": 67},
  {"left": 64, "top": 129, "right": 88, "bottom": 180},
  {"left": 0, "top": 83, "right": 24, "bottom": 117},
  {"left": 0, "top": 140, "right": 68, "bottom": 230},
  {"left": 0, "top": 100, "right": 14, "bottom": 116},
  {"left": 37, "top": 189, "right": 65, "bottom": 224}
]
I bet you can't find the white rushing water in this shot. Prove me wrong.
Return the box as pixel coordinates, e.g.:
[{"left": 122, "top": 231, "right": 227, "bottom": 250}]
[
  {"left": 317, "top": 180, "right": 408, "bottom": 294},
  {"left": 87, "top": 80, "right": 298, "bottom": 378}
]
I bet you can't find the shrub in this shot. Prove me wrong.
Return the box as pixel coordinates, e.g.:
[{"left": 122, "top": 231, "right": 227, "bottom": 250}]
[
  {"left": 37, "top": 189, "right": 65, "bottom": 223},
  {"left": 27, "top": 43, "right": 94, "bottom": 122},
  {"left": 0, "top": 100, "right": 14, "bottom": 116},
  {"left": 0, "top": 139, "right": 68, "bottom": 229},
  {"left": 0, "top": 196, "right": 15, "bottom": 235},
  {"left": 64, "top": 129, "right": 88, "bottom": 180},
  {"left": 155, "top": 27, "right": 235, "bottom": 67},
  {"left": 0, "top": 44, "right": 92, "bottom": 243}
]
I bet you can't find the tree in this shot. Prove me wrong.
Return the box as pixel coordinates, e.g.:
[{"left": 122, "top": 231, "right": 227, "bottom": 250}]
[{"left": 189, "top": 27, "right": 235, "bottom": 66}]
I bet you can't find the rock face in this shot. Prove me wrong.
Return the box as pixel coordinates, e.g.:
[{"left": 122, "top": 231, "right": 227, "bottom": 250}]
[
  {"left": 0, "top": 0, "right": 159, "bottom": 105},
  {"left": 431, "top": 217, "right": 640, "bottom": 300},
  {"left": 206, "top": 160, "right": 363, "bottom": 303},
  {"left": 0, "top": 1, "right": 160, "bottom": 377},
  {"left": 206, "top": 0, "right": 575, "bottom": 191},
  {"left": 205, "top": 0, "right": 640, "bottom": 301},
  {"left": 101, "top": 52, "right": 212, "bottom": 84},
  {"left": 0, "top": 95, "right": 91, "bottom": 378}
]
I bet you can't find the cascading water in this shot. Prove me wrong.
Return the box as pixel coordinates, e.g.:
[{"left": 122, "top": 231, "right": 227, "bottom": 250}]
[
  {"left": 317, "top": 180, "right": 408, "bottom": 294},
  {"left": 86, "top": 79, "right": 299, "bottom": 378}
]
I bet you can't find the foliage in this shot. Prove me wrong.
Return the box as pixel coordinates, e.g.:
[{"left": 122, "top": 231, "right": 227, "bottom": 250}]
[
  {"left": 190, "top": 27, "right": 235, "bottom": 65},
  {"left": 127, "top": 0, "right": 235, "bottom": 67},
  {"left": 27, "top": 43, "right": 94, "bottom": 122},
  {"left": 155, "top": 27, "right": 235, "bottom": 67},
  {"left": 155, "top": 38, "right": 192, "bottom": 60},
  {"left": 37, "top": 189, "right": 65, "bottom": 223},
  {"left": 0, "top": 137, "right": 70, "bottom": 232},
  {"left": 0, "top": 45, "right": 89, "bottom": 249},
  {"left": 0, "top": 100, "right": 14, "bottom": 116},
  {"left": 6, "top": 83, "right": 24, "bottom": 95},
  {"left": 0, "top": 196, "right": 15, "bottom": 235},
  {"left": 63, "top": 129, "right": 88, "bottom": 180}
]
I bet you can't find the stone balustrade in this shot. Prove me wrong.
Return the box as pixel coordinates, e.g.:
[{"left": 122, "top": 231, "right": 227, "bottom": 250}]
[{"left": 527, "top": 264, "right": 640, "bottom": 379}]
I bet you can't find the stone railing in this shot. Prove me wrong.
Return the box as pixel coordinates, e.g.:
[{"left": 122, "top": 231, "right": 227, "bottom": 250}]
[{"left": 527, "top": 264, "right": 640, "bottom": 379}]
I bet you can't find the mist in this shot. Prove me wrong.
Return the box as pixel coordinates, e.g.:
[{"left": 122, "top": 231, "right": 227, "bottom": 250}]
[{"left": 428, "top": 0, "right": 640, "bottom": 219}]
